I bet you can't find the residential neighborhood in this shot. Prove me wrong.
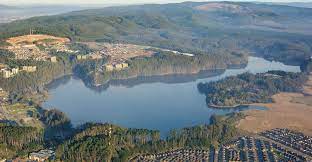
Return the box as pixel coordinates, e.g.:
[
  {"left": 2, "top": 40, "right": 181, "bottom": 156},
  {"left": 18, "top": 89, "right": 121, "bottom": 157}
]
[
  {"left": 4, "top": 34, "right": 70, "bottom": 61},
  {"left": 132, "top": 129, "right": 312, "bottom": 162}
]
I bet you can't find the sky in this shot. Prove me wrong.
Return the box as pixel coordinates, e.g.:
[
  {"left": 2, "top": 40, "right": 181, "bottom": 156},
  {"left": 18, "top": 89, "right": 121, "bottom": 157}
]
[{"left": 1, "top": 0, "right": 312, "bottom": 5}]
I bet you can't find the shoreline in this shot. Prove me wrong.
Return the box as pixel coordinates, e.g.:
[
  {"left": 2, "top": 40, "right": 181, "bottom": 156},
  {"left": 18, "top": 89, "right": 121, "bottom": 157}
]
[
  {"left": 94, "top": 68, "right": 228, "bottom": 87},
  {"left": 91, "top": 64, "right": 247, "bottom": 87},
  {"left": 207, "top": 103, "right": 246, "bottom": 109}
]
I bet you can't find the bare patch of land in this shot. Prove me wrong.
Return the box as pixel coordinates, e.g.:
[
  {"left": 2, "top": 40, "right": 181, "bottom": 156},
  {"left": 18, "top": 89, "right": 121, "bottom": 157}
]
[
  {"left": 237, "top": 73, "right": 312, "bottom": 136},
  {"left": 0, "top": 103, "right": 43, "bottom": 128},
  {"left": 6, "top": 34, "right": 69, "bottom": 46},
  {"left": 194, "top": 3, "right": 247, "bottom": 13}
]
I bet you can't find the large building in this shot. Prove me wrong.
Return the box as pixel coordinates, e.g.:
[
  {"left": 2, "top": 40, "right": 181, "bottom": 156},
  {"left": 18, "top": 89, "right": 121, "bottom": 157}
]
[
  {"left": 104, "top": 64, "right": 114, "bottom": 71},
  {"left": 104, "top": 62, "right": 129, "bottom": 71},
  {"left": 1, "top": 70, "right": 11, "bottom": 78},
  {"left": 29, "top": 149, "right": 55, "bottom": 162},
  {"left": 77, "top": 55, "right": 88, "bottom": 60},
  {"left": 11, "top": 68, "right": 19, "bottom": 74},
  {"left": 1, "top": 65, "right": 37, "bottom": 78},
  {"left": 50, "top": 56, "right": 57, "bottom": 63},
  {"left": 114, "top": 63, "right": 123, "bottom": 70},
  {"left": 1, "top": 67, "right": 19, "bottom": 78},
  {"left": 121, "top": 62, "right": 129, "bottom": 68},
  {"left": 22, "top": 66, "right": 37, "bottom": 72}
]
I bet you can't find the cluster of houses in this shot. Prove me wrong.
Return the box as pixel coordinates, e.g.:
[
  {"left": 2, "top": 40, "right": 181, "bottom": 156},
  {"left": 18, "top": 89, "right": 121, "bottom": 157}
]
[
  {"left": 4, "top": 34, "right": 69, "bottom": 62},
  {"left": 133, "top": 129, "right": 312, "bottom": 162},
  {"left": 49, "top": 56, "right": 57, "bottom": 63},
  {"left": 7, "top": 43, "right": 59, "bottom": 62},
  {"left": 132, "top": 149, "right": 211, "bottom": 162},
  {"left": 103, "top": 62, "right": 129, "bottom": 71},
  {"left": 261, "top": 128, "right": 312, "bottom": 157},
  {"left": 219, "top": 132, "right": 311, "bottom": 162},
  {"left": 7, "top": 44, "right": 47, "bottom": 61},
  {"left": 1, "top": 64, "right": 37, "bottom": 78},
  {"left": 6, "top": 44, "right": 58, "bottom": 62}
]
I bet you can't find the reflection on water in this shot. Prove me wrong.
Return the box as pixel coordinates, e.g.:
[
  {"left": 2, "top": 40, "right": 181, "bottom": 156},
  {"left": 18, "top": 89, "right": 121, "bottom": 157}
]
[
  {"left": 46, "top": 69, "right": 227, "bottom": 92},
  {"left": 43, "top": 57, "right": 300, "bottom": 135}
]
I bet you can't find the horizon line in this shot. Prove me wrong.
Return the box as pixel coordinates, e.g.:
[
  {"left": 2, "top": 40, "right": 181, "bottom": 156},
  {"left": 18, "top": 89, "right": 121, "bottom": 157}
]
[{"left": 1, "top": 0, "right": 312, "bottom": 6}]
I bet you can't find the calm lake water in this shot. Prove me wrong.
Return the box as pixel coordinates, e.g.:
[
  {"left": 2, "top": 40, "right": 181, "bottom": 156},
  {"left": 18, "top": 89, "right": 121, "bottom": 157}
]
[{"left": 44, "top": 57, "right": 300, "bottom": 135}]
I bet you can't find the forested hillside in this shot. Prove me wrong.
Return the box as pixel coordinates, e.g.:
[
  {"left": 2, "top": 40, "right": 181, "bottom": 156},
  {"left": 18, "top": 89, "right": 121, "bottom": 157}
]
[
  {"left": 0, "top": 2, "right": 312, "bottom": 65},
  {"left": 0, "top": 126, "right": 44, "bottom": 158},
  {"left": 0, "top": 113, "right": 242, "bottom": 161}
]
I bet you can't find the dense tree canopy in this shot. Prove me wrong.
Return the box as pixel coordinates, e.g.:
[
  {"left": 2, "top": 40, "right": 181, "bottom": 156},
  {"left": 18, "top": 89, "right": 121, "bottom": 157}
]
[
  {"left": 198, "top": 71, "right": 308, "bottom": 107},
  {"left": 56, "top": 113, "right": 242, "bottom": 161},
  {"left": 0, "top": 125, "right": 44, "bottom": 159}
]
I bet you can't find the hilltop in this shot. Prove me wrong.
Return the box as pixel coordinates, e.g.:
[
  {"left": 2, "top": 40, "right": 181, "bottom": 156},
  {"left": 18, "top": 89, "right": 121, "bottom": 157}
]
[
  {"left": 278, "top": 2, "right": 312, "bottom": 8},
  {"left": 6, "top": 34, "right": 70, "bottom": 46}
]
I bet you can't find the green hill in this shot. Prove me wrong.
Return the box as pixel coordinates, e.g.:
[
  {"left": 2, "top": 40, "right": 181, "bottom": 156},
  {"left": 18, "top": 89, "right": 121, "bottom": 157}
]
[{"left": 1, "top": 2, "right": 312, "bottom": 64}]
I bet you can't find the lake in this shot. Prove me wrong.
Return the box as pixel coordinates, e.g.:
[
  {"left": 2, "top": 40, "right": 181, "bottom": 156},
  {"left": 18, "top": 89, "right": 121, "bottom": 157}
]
[{"left": 43, "top": 57, "right": 300, "bottom": 135}]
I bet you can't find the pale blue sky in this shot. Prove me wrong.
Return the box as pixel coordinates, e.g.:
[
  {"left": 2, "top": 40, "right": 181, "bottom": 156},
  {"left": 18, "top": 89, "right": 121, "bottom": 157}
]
[{"left": 1, "top": 0, "right": 312, "bottom": 5}]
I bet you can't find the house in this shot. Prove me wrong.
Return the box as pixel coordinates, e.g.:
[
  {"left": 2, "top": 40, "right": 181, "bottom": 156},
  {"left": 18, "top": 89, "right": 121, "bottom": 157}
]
[
  {"left": 81, "top": 55, "right": 87, "bottom": 60},
  {"left": 76, "top": 55, "right": 87, "bottom": 60},
  {"left": 76, "top": 55, "right": 82, "bottom": 60},
  {"left": 89, "top": 53, "right": 102, "bottom": 59},
  {"left": 50, "top": 56, "right": 57, "bottom": 63},
  {"left": 114, "top": 63, "right": 123, "bottom": 70},
  {"left": 22, "top": 66, "right": 37, "bottom": 72},
  {"left": 11, "top": 68, "right": 19, "bottom": 74},
  {"left": 104, "top": 64, "right": 114, "bottom": 71},
  {"left": 2, "top": 70, "right": 12, "bottom": 78},
  {"left": 104, "top": 62, "right": 129, "bottom": 71},
  {"left": 1, "top": 68, "right": 18, "bottom": 78},
  {"left": 121, "top": 62, "right": 129, "bottom": 68}
]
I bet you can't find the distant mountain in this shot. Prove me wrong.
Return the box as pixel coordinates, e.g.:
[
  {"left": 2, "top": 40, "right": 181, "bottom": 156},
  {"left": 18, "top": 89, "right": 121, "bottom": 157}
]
[
  {"left": 0, "top": 4, "right": 94, "bottom": 23},
  {"left": 0, "top": 4, "right": 16, "bottom": 9},
  {"left": 1, "top": 1, "right": 312, "bottom": 64},
  {"left": 279, "top": 2, "right": 312, "bottom": 8}
]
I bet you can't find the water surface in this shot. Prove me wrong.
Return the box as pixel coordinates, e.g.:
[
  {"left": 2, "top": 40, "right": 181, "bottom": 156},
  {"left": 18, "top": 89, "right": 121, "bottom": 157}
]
[{"left": 44, "top": 57, "right": 300, "bottom": 135}]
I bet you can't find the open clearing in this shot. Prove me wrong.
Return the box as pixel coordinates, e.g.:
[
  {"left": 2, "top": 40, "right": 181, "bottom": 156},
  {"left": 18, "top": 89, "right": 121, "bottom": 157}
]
[
  {"left": 6, "top": 34, "right": 70, "bottom": 46},
  {"left": 237, "top": 73, "right": 312, "bottom": 136}
]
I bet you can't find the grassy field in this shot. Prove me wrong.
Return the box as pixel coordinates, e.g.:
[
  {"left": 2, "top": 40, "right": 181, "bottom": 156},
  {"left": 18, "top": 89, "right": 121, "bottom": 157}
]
[{"left": 237, "top": 74, "right": 312, "bottom": 136}]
